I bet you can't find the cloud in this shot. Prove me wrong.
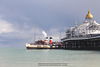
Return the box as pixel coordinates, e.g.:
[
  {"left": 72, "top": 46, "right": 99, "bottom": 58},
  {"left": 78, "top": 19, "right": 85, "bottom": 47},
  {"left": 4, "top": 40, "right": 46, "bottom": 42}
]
[
  {"left": 0, "top": 19, "right": 65, "bottom": 47},
  {"left": 0, "top": 19, "right": 14, "bottom": 34},
  {"left": 47, "top": 28, "right": 66, "bottom": 41},
  {"left": 0, "top": 0, "right": 100, "bottom": 47},
  {"left": 20, "top": 16, "right": 31, "bottom": 21}
]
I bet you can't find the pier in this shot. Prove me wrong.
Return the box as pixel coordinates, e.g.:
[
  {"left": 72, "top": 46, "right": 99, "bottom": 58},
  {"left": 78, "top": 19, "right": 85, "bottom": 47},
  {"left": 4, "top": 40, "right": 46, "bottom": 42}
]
[
  {"left": 61, "top": 11, "right": 100, "bottom": 50},
  {"left": 63, "top": 38, "right": 100, "bottom": 50}
]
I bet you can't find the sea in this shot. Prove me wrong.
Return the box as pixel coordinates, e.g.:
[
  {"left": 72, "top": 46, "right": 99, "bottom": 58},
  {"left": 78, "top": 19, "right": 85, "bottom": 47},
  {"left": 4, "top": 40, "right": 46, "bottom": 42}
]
[{"left": 0, "top": 48, "right": 100, "bottom": 67}]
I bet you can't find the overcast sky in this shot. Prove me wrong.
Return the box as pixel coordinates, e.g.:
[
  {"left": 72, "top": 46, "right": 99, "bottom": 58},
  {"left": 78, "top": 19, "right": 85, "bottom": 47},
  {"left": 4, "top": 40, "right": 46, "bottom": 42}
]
[{"left": 0, "top": 0, "right": 100, "bottom": 47}]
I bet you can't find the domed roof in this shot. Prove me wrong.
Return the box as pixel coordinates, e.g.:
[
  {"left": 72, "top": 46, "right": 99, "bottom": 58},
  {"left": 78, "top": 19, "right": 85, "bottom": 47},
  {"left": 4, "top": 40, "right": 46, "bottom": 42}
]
[
  {"left": 86, "top": 10, "right": 93, "bottom": 19},
  {"left": 75, "top": 22, "right": 77, "bottom": 25}
]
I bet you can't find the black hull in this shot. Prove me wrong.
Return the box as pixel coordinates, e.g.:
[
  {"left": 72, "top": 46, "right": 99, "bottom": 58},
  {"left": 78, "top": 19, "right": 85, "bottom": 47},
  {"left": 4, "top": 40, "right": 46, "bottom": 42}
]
[
  {"left": 26, "top": 47, "right": 51, "bottom": 49},
  {"left": 63, "top": 37, "right": 100, "bottom": 50}
]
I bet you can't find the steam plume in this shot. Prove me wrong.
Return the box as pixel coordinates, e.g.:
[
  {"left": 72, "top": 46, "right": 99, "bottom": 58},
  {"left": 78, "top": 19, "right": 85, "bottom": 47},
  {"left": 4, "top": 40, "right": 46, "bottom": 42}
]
[{"left": 42, "top": 31, "right": 47, "bottom": 37}]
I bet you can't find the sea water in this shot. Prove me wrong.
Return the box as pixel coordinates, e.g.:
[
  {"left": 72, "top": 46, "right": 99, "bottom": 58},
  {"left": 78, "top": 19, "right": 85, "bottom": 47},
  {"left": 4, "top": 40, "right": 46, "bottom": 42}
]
[{"left": 0, "top": 48, "right": 100, "bottom": 67}]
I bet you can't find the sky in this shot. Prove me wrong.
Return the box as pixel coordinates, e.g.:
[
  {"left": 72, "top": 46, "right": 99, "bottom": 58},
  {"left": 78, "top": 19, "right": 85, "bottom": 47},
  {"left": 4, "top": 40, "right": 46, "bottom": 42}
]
[{"left": 0, "top": 0, "right": 100, "bottom": 47}]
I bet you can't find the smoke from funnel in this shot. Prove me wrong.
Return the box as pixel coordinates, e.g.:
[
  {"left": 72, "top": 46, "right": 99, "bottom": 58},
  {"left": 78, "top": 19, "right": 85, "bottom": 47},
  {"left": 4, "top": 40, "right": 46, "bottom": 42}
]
[{"left": 42, "top": 31, "right": 47, "bottom": 37}]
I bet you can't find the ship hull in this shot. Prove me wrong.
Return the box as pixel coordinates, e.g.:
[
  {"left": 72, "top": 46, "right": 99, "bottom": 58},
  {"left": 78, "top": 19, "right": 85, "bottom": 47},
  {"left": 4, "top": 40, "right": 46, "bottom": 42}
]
[
  {"left": 26, "top": 43, "right": 65, "bottom": 49},
  {"left": 26, "top": 46, "right": 51, "bottom": 49},
  {"left": 26, "top": 43, "right": 51, "bottom": 49}
]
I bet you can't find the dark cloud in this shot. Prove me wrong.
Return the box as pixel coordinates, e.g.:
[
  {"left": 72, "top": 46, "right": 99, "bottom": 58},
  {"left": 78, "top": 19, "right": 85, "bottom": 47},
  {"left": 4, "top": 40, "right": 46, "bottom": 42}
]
[{"left": 0, "top": 0, "right": 100, "bottom": 47}]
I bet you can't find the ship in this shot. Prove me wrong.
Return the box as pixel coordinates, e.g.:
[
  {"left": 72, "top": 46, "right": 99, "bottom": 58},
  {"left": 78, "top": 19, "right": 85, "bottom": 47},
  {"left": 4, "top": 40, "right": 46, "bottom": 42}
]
[
  {"left": 26, "top": 37, "right": 52, "bottom": 49},
  {"left": 26, "top": 36, "right": 64, "bottom": 49},
  {"left": 61, "top": 10, "right": 100, "bottom": 50}
]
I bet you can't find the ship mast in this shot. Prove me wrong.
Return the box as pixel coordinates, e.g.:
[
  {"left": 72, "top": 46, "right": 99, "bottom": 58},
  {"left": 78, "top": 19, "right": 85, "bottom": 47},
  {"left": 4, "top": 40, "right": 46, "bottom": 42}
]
[
  {"left": 34, "top": 27, "right": 36, "bottom": 43},
  {"left": 59, "top": 32, "right": 61, "bottom": 42}
]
